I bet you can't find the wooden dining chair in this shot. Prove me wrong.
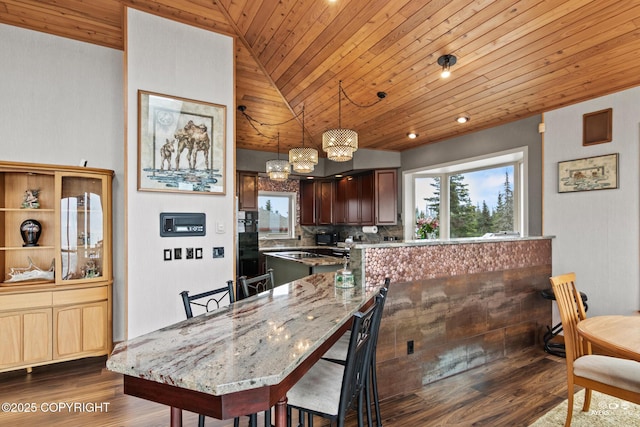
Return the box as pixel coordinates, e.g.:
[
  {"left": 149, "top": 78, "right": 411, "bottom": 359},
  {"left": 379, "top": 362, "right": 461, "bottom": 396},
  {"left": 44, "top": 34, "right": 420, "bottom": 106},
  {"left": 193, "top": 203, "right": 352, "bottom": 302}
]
[
  {"left": 237, "top": 268, "right": 275, "bottom": 300},
  {"left": 549, "top": 273, "right": 640, "bottom": 427},
  {"left": 321, "top": 278, "right": 390, "bottom": 427},
  {"left": 286, "top": 289, "right": 385, "bottom": 427}
]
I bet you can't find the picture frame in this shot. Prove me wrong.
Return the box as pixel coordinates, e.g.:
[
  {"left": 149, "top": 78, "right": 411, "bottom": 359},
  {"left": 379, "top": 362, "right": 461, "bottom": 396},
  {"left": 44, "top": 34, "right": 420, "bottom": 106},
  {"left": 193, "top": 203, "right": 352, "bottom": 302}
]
[
  {"left": 137, "top": 90, "right": 226, "bottom": 194},
  {"left": 558, "top": 153, "right": 618, "bottom": 193},
  {"left": 583, "top": 108, "right": 612, "bottom": 146}
]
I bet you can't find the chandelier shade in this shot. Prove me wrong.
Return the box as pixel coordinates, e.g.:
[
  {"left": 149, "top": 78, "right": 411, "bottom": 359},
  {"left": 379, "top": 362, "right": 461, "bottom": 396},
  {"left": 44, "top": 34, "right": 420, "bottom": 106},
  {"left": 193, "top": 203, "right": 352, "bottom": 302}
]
[
  {"left": 289, "top": 146, "right": 318, "bottom": 173},
  {"left": 289, "top": 106, "right": 318, "bottom": 172},
  {"left": 266, "top": 132, "right": 290, "bottom": 181},
  {"left": 266, "top": 159, "right": 290, "bottom": 181},
  {"left": 322, "top": 128, "right": 358, "bottom": 162}
]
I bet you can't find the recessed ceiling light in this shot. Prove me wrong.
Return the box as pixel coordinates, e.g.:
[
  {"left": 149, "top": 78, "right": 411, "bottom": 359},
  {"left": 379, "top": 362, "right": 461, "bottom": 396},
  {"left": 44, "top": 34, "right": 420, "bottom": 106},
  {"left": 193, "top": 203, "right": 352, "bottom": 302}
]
[
  {"left": 456, "top": 116, "right": 470, "bottom": 124},
  {"left": 407, "top": 132, "right": 419, "bottom": 139}
]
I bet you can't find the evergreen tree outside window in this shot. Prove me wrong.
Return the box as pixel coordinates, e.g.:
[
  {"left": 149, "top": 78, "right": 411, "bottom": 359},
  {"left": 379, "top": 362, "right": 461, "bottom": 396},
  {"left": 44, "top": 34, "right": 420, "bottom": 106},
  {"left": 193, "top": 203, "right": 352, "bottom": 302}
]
[
  {"left": 408, "top": 148, "right": 525, "bottom": 240},
  {"left": 258, "top": 191, "right": 296, "bottom": 239}
]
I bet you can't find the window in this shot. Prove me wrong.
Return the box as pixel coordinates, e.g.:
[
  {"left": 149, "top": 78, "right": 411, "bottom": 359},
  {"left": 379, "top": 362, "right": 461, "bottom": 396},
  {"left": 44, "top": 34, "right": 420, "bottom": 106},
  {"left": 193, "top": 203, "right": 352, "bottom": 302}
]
[
  {"left": 258, "top": 191, "right": 296, "bottom": 239},
  {"left": 405, "top": 148, "right": 527, "bottom": 240}
]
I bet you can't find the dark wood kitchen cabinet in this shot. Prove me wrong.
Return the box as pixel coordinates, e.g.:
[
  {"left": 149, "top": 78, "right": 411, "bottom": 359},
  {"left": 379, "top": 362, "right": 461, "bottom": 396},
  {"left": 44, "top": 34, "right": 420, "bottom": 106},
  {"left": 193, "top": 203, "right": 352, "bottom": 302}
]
[
  {"left": 300, "top": 179, "right": 334, "bottom": 225},
  {"left": 300, "top": 180, "right": 316, "bottom": 225},
  {"left": 335, "top": 173, "right": 374, "bottom": 225},
  {"left": 316, "top": 180, "right": 335, "bottom": 225},
  {"left": 375, "top": 169, "right": 397, "bottom": 225},
  {"left": 237, "top": 171, "right": 258, "bottom": 211}
]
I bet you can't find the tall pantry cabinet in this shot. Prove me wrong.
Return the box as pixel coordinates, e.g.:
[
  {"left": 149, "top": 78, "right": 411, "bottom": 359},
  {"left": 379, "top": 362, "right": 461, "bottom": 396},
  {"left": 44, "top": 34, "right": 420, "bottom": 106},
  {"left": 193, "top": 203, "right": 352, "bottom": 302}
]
[{"left": 0, "top": 161, "right": 113, "bottom": 373}]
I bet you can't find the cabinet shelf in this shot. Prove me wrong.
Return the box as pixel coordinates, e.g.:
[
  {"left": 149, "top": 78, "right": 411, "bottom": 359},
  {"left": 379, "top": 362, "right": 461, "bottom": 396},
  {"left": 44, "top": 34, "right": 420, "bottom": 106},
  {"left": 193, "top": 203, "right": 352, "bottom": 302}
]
[
  {"left": 0, "top": 246, "right": 55, "bottom": 251},
  {"left": 0, "top": 208, "right": 55, "bottom": 212}
]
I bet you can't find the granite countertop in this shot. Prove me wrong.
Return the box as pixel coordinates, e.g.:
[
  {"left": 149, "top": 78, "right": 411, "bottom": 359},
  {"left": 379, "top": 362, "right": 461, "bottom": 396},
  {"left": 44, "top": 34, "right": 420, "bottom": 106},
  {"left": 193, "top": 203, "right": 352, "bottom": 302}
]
[
  {"left": 106, "top": 272, "right": 377, "bottom": 396},
  {"left": 351, "top": 235, "right": 554, "bottom": 249},
  {"left": 264, "top": 251, "right": 344, "bottom": 266}
]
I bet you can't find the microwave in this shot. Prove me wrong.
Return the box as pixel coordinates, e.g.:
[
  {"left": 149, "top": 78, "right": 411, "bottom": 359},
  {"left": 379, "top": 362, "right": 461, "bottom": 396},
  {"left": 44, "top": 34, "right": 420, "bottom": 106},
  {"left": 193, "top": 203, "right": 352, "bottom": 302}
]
[{"left": 316, "top": 232, "right": 338, "bottom": 246}]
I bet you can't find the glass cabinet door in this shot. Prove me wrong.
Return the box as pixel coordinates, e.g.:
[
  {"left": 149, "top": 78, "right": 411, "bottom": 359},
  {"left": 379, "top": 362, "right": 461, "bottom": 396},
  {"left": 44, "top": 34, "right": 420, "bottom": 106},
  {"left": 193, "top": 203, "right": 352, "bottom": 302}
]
[{"left": 59, "top": 174, "right": 106, "bottom": 282}]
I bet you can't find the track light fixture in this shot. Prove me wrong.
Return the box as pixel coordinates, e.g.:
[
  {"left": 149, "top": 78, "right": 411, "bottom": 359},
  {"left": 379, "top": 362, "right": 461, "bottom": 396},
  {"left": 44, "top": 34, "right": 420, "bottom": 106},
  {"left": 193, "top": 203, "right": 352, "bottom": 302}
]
[{"left": 438, "top": 54, "right": 457, "bottom": 78}]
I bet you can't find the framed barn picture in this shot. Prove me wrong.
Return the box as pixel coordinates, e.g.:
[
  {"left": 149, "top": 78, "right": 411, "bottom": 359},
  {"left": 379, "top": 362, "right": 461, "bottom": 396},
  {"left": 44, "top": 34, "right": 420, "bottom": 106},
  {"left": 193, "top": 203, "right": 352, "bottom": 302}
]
[{"left": 137, "top": 90, "right": 226, "bottom": 195}]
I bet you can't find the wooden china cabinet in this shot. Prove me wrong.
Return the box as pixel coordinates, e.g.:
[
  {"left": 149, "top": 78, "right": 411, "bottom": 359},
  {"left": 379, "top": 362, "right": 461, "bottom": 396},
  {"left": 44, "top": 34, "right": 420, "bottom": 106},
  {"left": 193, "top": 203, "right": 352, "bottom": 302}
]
[{"left": 0, "top": 161, "right": 113, "bottom": 373}]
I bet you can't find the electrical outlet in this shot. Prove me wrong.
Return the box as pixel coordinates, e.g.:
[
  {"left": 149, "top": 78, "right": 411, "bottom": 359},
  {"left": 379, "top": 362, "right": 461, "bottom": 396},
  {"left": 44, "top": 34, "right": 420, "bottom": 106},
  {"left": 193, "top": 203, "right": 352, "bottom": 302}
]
[
  {"left": 407, "top": 340, "right": 414, "bottom": 355},
  {"left": 213, "top": 247, "right": 224, "bottom": 258},
  {"left": 174, "top": 248, "right": 182, "bottom": 260},
  {"left": 186, "top": 248, "right": 194, "bottom": 259},
  {"left": 195, "top": 248, "right": 203, "bottom": 259},
  {"left": 164, "top": 249, "right": 172, "bottom": 261}
]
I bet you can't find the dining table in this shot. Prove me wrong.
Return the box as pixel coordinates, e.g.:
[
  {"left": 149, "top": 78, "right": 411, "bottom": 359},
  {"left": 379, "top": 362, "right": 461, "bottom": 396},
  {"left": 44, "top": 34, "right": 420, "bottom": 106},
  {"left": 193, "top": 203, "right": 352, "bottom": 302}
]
[
  {"left": 577, "top": 315, "right": 640, "bottom": 362},
  {"left": 106, "top": 272, "right": 379, "bottom": 427}
]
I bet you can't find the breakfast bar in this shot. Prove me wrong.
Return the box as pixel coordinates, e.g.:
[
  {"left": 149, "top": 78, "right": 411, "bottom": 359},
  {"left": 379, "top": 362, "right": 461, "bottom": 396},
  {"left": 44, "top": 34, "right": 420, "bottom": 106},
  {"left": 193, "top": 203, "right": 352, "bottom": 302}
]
[
  {"left": 106, "top": 272, "right": 379, "bottom": 427},
  {"left": 348, "top": 236, "right": 553, "bottom": 398}
]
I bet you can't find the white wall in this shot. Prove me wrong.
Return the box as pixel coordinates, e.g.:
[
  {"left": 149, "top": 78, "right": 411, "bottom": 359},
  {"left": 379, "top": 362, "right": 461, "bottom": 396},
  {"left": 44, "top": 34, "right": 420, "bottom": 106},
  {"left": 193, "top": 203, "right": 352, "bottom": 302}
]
[
  {"left": 544, "top": 86, "right": 640, "bottom": 317},
  {"left": 126, "top": 10, "right": 235, "bottom": 338},
  {"left": 0, "top": 24, "right": 126, "bottom": 339}
]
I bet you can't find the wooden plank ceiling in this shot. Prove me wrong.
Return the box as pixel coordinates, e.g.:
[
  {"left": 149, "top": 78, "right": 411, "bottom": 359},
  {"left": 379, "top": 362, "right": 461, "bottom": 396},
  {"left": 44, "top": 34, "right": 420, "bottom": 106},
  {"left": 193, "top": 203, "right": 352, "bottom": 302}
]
[{"left": 2, "top": 0, "right": 639, "bottom": 158}]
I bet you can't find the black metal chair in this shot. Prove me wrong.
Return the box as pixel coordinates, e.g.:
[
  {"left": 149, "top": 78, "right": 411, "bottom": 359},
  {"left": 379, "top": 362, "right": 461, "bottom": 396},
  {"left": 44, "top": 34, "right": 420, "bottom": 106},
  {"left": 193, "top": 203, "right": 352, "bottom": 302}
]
[
  {"left": 237, "top": 269, "right": 275, "bottom": 300},
  {"left": 320, "top": 279, "right": 390, "bottom": 427},
  {"left": 180, "top": 280, "right": 235, "bottom": 318},
  {"left": 541, "top": 287, "right": 588, "bottom": 358},
  {"left": 180, "top": 281, "right": 246, "bottom": 427},
  {"left": 285, "top": 288, "right": 386, "bottom": 427}
]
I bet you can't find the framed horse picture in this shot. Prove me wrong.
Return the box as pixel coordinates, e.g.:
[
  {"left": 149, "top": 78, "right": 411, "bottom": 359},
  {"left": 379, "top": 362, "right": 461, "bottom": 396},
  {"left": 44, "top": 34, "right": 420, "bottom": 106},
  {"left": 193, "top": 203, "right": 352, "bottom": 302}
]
[{"left": 137, "top": 90, "right": 226, "bottom": 195}]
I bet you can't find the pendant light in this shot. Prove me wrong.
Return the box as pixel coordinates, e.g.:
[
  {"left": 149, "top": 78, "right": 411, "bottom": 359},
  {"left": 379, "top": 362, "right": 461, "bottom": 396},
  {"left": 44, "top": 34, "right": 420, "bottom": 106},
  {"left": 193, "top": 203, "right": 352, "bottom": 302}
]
[
  {"left": 289, "top": 107, "right": 318, "bottom": 173},
  {"left": 322, "top": 81, "right": 358, "bottom": 162},
  {"left": 266, "top": 133, "right": 290, "bottom": 181}
]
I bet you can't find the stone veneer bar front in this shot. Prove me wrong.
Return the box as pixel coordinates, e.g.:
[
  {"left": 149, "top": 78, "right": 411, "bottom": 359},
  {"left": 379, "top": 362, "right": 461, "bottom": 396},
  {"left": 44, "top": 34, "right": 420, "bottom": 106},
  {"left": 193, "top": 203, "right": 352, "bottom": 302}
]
[{"left": 349, "top": 237, "right": 552, "bottom": 399}]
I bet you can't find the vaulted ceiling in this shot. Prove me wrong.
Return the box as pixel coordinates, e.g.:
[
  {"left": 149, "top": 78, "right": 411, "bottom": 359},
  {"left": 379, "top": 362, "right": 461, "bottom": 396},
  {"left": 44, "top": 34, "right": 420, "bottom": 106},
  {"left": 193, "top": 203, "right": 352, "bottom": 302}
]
[{"left": 2, "top": 0, "right": 639, "bottom": 157}]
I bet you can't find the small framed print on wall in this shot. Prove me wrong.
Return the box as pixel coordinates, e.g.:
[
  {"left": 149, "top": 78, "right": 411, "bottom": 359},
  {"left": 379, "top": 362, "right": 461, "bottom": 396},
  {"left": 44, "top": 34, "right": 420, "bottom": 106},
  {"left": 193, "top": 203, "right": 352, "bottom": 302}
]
[
  {"left": 137, "top": 90, "right": 226, "bottom": 195},
  {"left": 558, "top": 153, "right": 618, "bottom": 193},
  {"left": 583, "top": 108, "right": 612, "bottom": 146}
]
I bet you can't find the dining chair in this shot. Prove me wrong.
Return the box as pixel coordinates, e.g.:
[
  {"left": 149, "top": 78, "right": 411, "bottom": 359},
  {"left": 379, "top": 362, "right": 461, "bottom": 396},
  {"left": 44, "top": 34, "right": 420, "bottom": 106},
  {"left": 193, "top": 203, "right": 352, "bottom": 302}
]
[
  {"left": 549, "top": 273, "right": 640, "bottom": 427},
  {"left": 180, "top": 280, "right": 235, "bottom": 318},
  {"left": 286, "top": 289, "right": 385, "bottom": 427},
  {"left": 180, "top": 281, "right": 247, "bottom": 427},
  {"left": 237, "top": 268, "right": 275, "bottom": 300},
  {"left": 234, "top": 270, "right": 276, "bottom": 427},
  {"left": 320, "top": 278, "right": 390, "bottom": 427}
]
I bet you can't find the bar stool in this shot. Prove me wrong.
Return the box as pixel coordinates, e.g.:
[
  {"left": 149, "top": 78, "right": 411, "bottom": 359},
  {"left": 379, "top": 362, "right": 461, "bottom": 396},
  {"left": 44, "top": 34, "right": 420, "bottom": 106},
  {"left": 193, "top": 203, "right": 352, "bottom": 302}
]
[{"left": 541, "top": 287, "right": 588, "bottom": 358}]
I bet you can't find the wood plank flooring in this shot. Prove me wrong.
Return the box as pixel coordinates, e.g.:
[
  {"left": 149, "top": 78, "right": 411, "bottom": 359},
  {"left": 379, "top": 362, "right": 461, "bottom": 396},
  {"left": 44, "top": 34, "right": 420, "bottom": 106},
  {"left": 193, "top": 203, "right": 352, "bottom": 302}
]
[{"left": 0, "top": 347, "right": 570, "bottom": 426}]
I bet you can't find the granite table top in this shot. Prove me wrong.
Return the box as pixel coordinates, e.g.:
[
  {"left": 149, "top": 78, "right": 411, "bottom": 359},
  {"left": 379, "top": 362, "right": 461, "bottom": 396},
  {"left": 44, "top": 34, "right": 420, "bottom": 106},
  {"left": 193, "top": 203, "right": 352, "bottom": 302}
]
[{"left": 106, "top": 272, "right": 376, "bottom": 396}]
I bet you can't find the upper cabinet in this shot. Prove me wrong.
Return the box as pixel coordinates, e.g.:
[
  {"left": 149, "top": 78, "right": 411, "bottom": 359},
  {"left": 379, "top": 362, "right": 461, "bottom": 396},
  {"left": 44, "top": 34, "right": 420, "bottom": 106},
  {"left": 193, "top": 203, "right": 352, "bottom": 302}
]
[
  {"left": 300, "top": 179, "right": 334, "bottom": 225},
  {"left": 335, "top": 172, "right": 374, "bottom": 225},
  {"left": 301, "top": 169, "right": 397, "bottom": 226},
  {"left": 237, "top": 171, "right": 258, "bottom": 211},
  {"left": 375, "top": 169, "right": 397, "bottom": 225}
]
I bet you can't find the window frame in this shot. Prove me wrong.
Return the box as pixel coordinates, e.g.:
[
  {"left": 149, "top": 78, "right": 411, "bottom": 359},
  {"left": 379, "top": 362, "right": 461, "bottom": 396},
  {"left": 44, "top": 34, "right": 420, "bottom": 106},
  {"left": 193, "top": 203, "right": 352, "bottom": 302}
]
[
  {"left": 403, "top": 147, "right": 528, "bottom": 240},
  {"left": 257, "top": 190, "right": 296, "bottom": 240}
]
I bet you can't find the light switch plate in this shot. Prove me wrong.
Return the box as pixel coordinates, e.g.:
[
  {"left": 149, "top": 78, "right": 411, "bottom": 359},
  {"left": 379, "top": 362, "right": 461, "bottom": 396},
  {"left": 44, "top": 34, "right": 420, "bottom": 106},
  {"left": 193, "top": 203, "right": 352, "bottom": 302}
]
[{"left": 213, "top": 247, "right": 224, "bottom": 258}]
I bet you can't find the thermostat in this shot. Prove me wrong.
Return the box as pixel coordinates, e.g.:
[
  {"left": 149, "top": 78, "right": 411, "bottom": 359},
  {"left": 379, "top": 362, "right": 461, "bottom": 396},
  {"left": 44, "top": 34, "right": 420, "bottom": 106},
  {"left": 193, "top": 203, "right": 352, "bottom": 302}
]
[{"left": 160, "top": 213, "right": 206, "bottom": 237}]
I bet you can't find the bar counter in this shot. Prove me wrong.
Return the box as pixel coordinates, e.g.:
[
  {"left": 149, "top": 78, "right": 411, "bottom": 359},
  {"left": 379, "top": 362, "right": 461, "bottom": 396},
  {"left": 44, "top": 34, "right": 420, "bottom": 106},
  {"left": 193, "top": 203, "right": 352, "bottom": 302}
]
[
  {"left": 106, "top": 272, "right": 379, "bottom": 424},
  {"left": 348, "top": 236, "right": 553, "bottom": 398}
]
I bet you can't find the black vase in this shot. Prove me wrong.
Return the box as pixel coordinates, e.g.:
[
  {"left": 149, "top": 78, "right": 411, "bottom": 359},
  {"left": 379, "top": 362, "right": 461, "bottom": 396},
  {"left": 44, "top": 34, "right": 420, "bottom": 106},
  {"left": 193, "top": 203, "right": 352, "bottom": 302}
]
[{"left": 20, "top": 219, "right": 42, "bottom": 247}]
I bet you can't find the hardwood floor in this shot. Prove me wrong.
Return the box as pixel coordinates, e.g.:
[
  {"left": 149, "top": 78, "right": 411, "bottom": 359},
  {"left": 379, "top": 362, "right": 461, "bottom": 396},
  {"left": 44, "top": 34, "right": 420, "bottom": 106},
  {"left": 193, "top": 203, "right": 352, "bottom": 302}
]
[{"left": 0, "top": 347, "right": 570, "bottom": 427}]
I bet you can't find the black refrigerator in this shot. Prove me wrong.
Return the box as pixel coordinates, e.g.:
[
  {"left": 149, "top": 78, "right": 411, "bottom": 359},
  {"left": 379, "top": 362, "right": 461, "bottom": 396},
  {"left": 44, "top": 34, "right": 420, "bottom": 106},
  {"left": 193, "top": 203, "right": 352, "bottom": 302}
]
[{"left": 237, "top": 210, "right": 259, "bottom": 278}]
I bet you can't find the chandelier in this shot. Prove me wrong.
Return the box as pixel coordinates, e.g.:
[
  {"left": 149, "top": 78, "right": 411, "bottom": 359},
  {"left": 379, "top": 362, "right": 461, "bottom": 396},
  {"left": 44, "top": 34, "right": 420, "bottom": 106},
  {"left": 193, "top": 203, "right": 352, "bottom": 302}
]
[
  {"left": 322, "top": 81, "right": 386, "bottom": 162},
  {"left": 266, "top": 133, "right": 290, "bottom": 181},
  {"left": 289, "top": 107, "right": 318, "bottom": 173}
]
